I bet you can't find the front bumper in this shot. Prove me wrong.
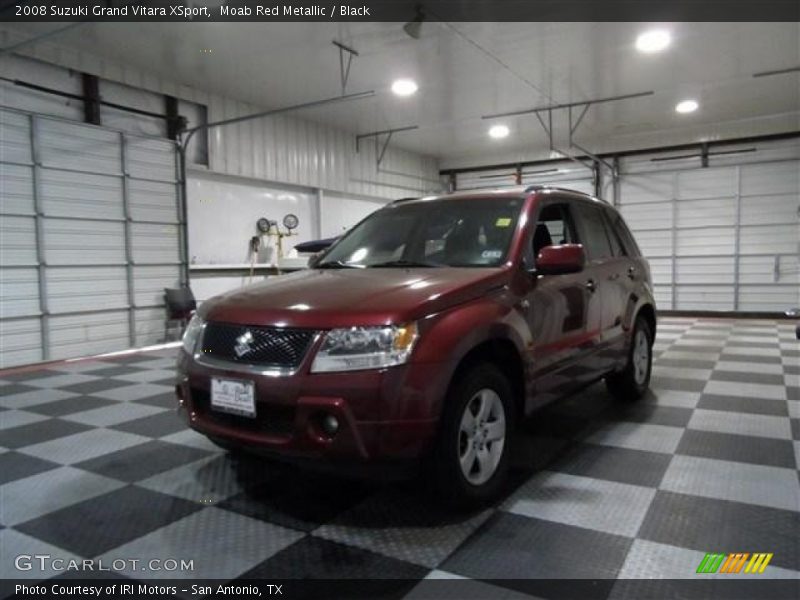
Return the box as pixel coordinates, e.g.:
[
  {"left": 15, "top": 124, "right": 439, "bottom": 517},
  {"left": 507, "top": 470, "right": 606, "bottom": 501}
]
[{"left": 175, "top": 350, "right": 448, "bottom": 464}]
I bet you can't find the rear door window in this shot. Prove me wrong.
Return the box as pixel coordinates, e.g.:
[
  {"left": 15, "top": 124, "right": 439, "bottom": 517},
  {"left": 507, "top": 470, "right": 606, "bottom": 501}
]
[{"left": 572, "top": 203, "right": 614, "bottom": 261}]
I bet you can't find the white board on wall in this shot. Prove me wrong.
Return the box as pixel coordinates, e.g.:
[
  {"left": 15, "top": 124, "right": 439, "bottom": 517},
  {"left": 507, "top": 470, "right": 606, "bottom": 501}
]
[
  {"left": 321, "top": 192, "right": 389, "bottom": 238},
  {"left": 187, "top": 171, "right": 315, "bottom": 264}
]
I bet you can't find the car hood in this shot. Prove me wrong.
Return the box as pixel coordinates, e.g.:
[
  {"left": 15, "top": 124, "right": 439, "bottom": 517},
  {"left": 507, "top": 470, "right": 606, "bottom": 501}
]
[{"left": 200, "top": 267, "right": 508, "bottom": 328}]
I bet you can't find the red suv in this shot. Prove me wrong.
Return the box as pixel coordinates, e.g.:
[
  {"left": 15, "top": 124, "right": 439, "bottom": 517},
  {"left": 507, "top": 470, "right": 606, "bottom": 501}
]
[{"left": 176, "top": 186, "right": 656, "bottom": 505}]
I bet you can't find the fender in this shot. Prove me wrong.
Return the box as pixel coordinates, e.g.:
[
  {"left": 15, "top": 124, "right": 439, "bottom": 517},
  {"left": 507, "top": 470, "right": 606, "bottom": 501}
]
[{"left": 411, "top": 288, "right": 532, "bottom": 417}]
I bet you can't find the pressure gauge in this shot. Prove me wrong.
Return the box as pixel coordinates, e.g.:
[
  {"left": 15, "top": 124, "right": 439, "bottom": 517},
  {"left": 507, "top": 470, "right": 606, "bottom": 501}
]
[
  {"left": 283, "top": 213, "right": 299, "bottom": 231},
  {"left": 256, "top": 218, "right": 272, "bottom": 233}
]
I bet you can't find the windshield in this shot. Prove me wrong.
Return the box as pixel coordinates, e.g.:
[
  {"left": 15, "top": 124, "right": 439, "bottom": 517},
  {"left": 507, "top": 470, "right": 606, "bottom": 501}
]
[{"left": 317, "top": 197, "right": 523, "bottom": 268}]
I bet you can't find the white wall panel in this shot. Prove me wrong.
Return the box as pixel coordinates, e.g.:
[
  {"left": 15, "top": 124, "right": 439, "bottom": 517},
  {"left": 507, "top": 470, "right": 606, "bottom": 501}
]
[
  {"left": 133, "top": 307, "right": 170, "bottom": 347},
  {"left": 740, "top": 194, "right": 798, "bottom": 226},
  {"left": 0, "top": 268, "right": 39, "bottom": 318},
  {"left": 321, "top": 193, "right": 387, "bottom": 238},
  {"left": 739, "top": 225, "right": 798, "bottom": 255},
  {"left": 620, "top": 172, "right": 674, "bottom": 203},
  {"left": 126, "top": 136, "right": 177, "bottom": 182},
  {"left": 43, "top": 218, "right": 126, "bottom": 265},
  {"left": 0, "top": 317, "right": 42, "bottom": 368},
  {"left": 633, "top": 229, "right": 673, "bottom": 258},
  {"left": 652, "top": 286, "right": 673, "bottom": 310},
  {"left": 128, "top": 179, "right": 179, "bottom": 223},
  {"left": 0, "top": 215, "right": 37, "bottom": 265},
  {"left": 675, "top": 257, "right": 735, "bottom": 284},
  {"left": 131, "top": 222, "right": 181, "bottom": 264},
  {"left": 39, "top": 170, "right": 124, "bottom": 220},
  {"left": 48, "top": 311, "right": 130, "bottom": 360},
  {"left": 738, "top": 286, "right": 800, "bottom": 312},
  {"left": 0, "top": 163, "right": 34, "bottom": 215},
  {"left": 675, "top": 286, "right": 735, "bottom": 311},
  {"left": 46, "top": 266, "right": 128, "bottom": 314},
  {"left": 678, "top": 168, "right": 737, "bottom": 199},
  {"left": 739, "top": 255, "right": 798, "bottom": 285},
  {"left": 186, "top": 172, "right": 315, "bottom": 264},
  {"left": 676, "top": 198, "right": 736, "bottom": 228},
  {"left": 37, "top": 119, "right": 122, "bottom": 174},
  {"left": 132, "top": 265, "right": 181, "bottom": 308},
  {"left": 0, "top": 109, "right": 32, "bottom": 164},
  {"left": 647, "top": 258, "right": 672, "bottom": 286},
  {"left": 741, "top": 162, "right": 800, "bottom": 196},
  {"left": 619, "top": 202, "right": 672, "bottom": 231}
]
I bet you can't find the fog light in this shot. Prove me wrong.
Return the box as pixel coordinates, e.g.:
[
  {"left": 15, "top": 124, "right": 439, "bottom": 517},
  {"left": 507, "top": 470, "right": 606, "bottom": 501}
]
[{"left": 321, "top": 414, "right": 339, "bottom": 436}]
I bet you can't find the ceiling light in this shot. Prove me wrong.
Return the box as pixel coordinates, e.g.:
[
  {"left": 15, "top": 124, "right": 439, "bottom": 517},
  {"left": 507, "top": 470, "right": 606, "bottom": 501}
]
[
  {"left": 403, "top": 5, "right": 426, "bottom": 39},
  {"left": 675, "top": 99, "right": 699, "bottom": 114},
  {"left": 391, "top": 79, "right": 418, "bottom": 96},
  {"left": 636, "top": 29, "right": 671, "bottom": 53},
  {"left": 488, "top": 124, "right": 510, "bottom": 139}
]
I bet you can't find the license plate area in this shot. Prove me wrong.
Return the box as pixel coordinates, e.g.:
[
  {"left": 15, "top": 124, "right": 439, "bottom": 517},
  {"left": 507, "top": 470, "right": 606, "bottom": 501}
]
[{"left": 211, "top": 378, "right": 256, "bottom": 418}]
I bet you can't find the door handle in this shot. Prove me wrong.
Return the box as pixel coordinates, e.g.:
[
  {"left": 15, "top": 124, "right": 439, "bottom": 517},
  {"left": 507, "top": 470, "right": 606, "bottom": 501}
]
[
  {"left": 627, "top": 266, "right": 637, "bottom": 279},
  {"left": 585, "top": 279, "right": 596, "bottom": 293}
]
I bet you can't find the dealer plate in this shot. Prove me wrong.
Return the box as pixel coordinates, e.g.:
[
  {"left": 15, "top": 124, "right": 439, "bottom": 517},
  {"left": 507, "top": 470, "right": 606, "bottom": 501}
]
[{"left": 211, "top": 378, "right": 256, "bottom": 418}]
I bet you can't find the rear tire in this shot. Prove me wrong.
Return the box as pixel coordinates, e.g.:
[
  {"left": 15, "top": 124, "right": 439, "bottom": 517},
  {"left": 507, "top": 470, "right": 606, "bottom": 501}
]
[
  {"left": 430, "top": 363, "right": 516, "bottom": 509},
  {"left": 606, "top": 315, "right": 653, "bottom": 402}
]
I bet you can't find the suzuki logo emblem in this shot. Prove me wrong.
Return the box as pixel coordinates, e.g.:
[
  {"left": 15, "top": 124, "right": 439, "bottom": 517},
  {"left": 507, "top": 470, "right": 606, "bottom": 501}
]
[{"left": 234, "top": 331, "right": 254, "bottom": 357}]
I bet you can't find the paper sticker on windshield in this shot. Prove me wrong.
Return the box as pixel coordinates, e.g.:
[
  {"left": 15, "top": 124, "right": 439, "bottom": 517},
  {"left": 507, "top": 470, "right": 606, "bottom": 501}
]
[
  {"left": 482, "top": 250, "right": 503, "bottom": 259},
  {"left": 495, "top": 217, "right": 512, "bottom": 227}
]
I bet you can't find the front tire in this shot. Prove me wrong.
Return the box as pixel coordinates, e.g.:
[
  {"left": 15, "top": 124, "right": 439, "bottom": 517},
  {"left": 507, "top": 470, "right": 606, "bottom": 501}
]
[
  {"left": 431, "top": 363, "right": 516, "bottom": 508},
  {"left": 606, "top": 315, "right": 653, "bottom": 402}
]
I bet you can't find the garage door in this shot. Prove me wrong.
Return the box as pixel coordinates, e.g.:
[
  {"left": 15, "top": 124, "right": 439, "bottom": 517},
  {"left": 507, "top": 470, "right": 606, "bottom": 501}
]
[
  {"left": 618, "top": 141, "right": 800, "bottom": 312},
  {"left": 454, "top": 160, "right": 595, "bottom": 196},
  {"left": 0, "top": 108, "right": 184, "bottom": 367}
]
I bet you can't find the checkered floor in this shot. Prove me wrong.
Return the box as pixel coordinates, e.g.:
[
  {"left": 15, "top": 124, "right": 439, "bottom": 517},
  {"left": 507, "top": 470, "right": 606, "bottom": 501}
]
[{"left": 1, "top": 317, "right": 798, "bottom": 597}]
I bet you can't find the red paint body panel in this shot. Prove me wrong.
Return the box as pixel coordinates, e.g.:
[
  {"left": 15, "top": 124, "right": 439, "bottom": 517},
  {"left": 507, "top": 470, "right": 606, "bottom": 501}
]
[{"left": 176, "top": 188, "right": 656, "bottom": 474}]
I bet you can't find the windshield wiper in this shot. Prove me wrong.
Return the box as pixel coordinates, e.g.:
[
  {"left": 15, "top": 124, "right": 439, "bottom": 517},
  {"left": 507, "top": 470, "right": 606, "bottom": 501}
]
[
  {"left": 315, "top": 260, "right": 363, "bottom": 269},
  {"left": 368, "top": 259, "right": 439, "bottom": 268}
]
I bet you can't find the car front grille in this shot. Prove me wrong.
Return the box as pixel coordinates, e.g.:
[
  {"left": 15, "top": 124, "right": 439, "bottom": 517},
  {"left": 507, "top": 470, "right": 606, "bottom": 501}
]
[
  {"left": 191, "top": 388, "right": 295, "bottom": 437},
  {"left": 200, "top": 322, "right": 317, "bottom": 369}
]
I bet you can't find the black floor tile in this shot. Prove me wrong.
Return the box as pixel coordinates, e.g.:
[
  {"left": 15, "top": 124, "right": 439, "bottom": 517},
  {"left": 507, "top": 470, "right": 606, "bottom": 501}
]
[
  {"left": 112, "top": 411, "right": 186, "bottom": 438},
  {"left": 549, "top": 443, "right": 672, "bottom": 488},
  {"left": 85, "top": 365, "right": 147, "bottom": 378},
  {"left": 719, "top": 353, "right": 782, "bottom": 364},
  {"left": 650, "top": 376, "right": 707, "bottom": 393},
  {"left": 111, "top": 354, "right": 166, "bottom": 364},
  {"left": 612, "top": 404, "right": 694, "bottom": 428},
  {"left": 697, "top": 393, "right": 789, "bottom": 417},
  {"left": 667, "top": 345, "right": 724, "bottom": 354},
  {"left": 443, "top": 512, "right": 631, "bottom": 585},
  {"left": 787, "top": 386, "right": 799, "bottom": 401},
  {"left": 0, "top": 451, "right": 60, "bottom": 485},
  {"left": 219, "top": 473, "right": 371, "bottom": 532},
  {"left": 26, "top": 395, "right": 118, "bottom": 417},
  {"left": 15, "top": 486, "right": 202, "bottom": 557},
  {"left": 132, "top": 392, "right": 177, "bottom": 409},
  {"left": 710, "top": 370, "right": 786, "bottom": 386},
  {"left": 0, "top": 419, "right": 92, "bottom": 449},
  {"left": 60, "top": 379, "right": 133, "bottom": 395},
  {"left": 677, "top": 429, "right": 796, "bottom": 468},
  {"left": 75, "top": 440, "right": 211, "bottom": 482},
  {"left": 241, "top": 536, "right": 428, "bottom": 580},
  {"left": 638, "top": 491, "right": 800, "bottom": 571},
  {"left": 791, "top": 418, "right": 799, "bottom": 441},
  {"left": 0, "top": 383, "right": 38, "bottom": 397}
]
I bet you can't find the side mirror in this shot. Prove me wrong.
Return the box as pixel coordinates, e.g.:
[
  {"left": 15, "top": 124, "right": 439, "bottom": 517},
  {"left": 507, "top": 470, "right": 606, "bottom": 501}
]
[{"left": 535, "top": 244, "right": 586, "bottom": 275}]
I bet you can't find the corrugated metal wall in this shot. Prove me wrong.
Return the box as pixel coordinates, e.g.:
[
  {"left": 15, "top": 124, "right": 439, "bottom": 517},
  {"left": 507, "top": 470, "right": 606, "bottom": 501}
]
[
  {"left": 1, "top": 41, "right": 441, "bottom": 200},
  {"left": 618, "top": 140, "right": 799, "bottom": 312},
  {"left": 454, "top": 161, "right": 595, "bottom": 195},
  {"left": 0, "top": 107, "right": 182, "bottom": 367}
]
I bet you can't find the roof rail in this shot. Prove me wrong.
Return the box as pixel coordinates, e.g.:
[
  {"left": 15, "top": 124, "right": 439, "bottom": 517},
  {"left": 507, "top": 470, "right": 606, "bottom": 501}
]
[
  {"left": 392, "top": 196, "right": 418, "bottom": 204},
  {"left": 523, "top": 185, "right": 612, "bottom": 205}
]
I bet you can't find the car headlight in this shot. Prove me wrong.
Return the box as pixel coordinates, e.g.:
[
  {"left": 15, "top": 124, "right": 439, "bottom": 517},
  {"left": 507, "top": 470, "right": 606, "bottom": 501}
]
[
  {"left": 182, "top": 314, "right": 205, "bottom": 354},
  {"left": 311, "top": 323, "right": 419, "bottom": 373}
]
